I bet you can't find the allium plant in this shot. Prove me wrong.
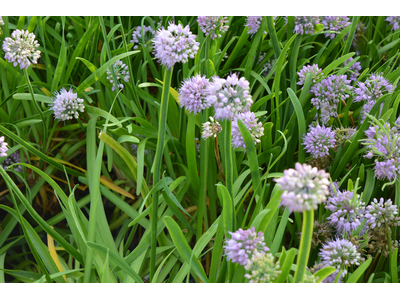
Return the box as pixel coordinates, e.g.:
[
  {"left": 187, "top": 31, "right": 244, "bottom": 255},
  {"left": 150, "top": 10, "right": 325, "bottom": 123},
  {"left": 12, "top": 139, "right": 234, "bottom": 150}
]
[
  {"left": 274, "top": 163, "right": 330, "bottom": 212},
  {"left": 106, "top": 60, "right": 130, "bottom": 91},
  {"left": 328, "top": 180, "right": 340, "bottom": 197},
  {"left": 202, "top": 116, "right": 222, "bottom": 139},
  {"left": 206, "top": 73, "right": 253, "bottom": 120},
  {"left": 386, "top": 17, "right": 400, "bottom": 31},
  {"left": 321, "top": 16, "right": 351, "bottom": 39},
  {"left": 1, "top": 151, "right": 24, "bottom": 172},
  {"left": 50, "top": 88, "right": 85, "bottom": 121},
  {"left": 343, "top": 58, "right": 361, "bottom": 82},
  {"left": 245, "top": 16, "right": 266, "bottom": 36},
  {"left": 197, "top": 16, "right": 229, "bottom": 40},
  {"left": 2, "top": 29, "right": 41, "bottom": 69},
  {"left": 231, "top": 112, "right": 264, "bottom": 150},
  {"left": 325, "top": 191, "right": 366, "bottom": 233},
  {"left": 0, "top": 136, "right": 8, "bottom": 157},
  {"left": 293, "top": 16, "right": 320, "bottom": 35},
  {"left": 152, "top": 22, "right": 199, "bottom": 69},
  {"left": 365, "top": 198, "right": 399, "bottom": 229},
  {"left": 130, "top": 25, "right": 155, "bottom": 49},
  {"left": 258, "top": 53, "right": 277, "bottom": 76},
  {"left": 302, "top": 124, "right": 336, "bottom": 158},
  {"left": 297, "top": 64, "right": 323, "bottom": 86},
  {"left": 178, "top": 74, "right": 211, "bottom": 114},
  {"left": 224, "top": 227, "right": 269, "bottom": 266},
  {"left": 244, "top": 252, "right": 281, "bottom": 283}
]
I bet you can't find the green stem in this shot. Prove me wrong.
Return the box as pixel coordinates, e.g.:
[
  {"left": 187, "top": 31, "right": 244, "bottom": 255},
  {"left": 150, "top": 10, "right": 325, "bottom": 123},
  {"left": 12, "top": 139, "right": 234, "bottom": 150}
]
[
  {"left": 223, "top": 119, "right": 234, "bottom": 228},
  {"left": 150, "top": 67, "right": 173, "bottom": 281}
]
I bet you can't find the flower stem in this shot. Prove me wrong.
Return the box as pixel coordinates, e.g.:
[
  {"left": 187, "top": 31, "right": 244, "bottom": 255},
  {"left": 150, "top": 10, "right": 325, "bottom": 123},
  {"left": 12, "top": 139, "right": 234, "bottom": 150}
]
[{"left": 223, "top": 119, "right": 234, "bottom": 229}]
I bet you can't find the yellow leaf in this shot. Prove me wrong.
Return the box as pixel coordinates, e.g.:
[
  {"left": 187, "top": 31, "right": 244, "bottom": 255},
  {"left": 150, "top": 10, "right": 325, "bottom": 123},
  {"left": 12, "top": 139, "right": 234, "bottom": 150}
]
[
  {"left": 100, "top": 175, "right": 135, "bottom": 200},
  {"left": 47, "top": 227, "right": 67, "bottom": 282}
]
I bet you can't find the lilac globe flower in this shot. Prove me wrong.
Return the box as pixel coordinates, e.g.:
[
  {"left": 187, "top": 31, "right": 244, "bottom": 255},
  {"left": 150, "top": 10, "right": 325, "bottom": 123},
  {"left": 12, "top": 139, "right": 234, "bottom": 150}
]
[
  {"left": 206, "top": 73, "right": 253, "bottom": 120},
  {"left": 231, "top": 112, "right": 264, "bottom": 150},
  {"left": 321, "top": 16, "right": 351, "bottom": 39},
  {"left": 297, "top": 64, "right": 323, "bottom": 86},
  {"left": 293, "top": 16, "right": 320, "bottom": 35},
  {"left": 386, "top": 16, "right": 400, "bottom": 31},
  {"left": 245, "top": 16, "right": 266, "bottom": 36},
  {"left": 178, "top": 74, "right": 211, "bottom": 114},
  {"left": 197, "top": 16, "right": 229, "bottom": 40},
  {"left": 106, "top": 60, "right": 130, "bottom": 91},
  {"left": 0, "top": 136, "right": 8, "bottom": 157},
  {"left": 343, "top": 58, "right": 362, "bottom": 82},
  {"left": 365, "top": 198, "right": 398, "bottom": 229},
  {"left": 50, "top": 88, "right": 85, "bottom": 121},
  {"left": 202, "top": 116, "right": 222, "bottom": 140},
  {"left": 302, "top": 124, "right": 336, "bottom": 158},
  {"left": 325, "top": 191, "right": 366, "bottom": 233},
  {"left": 1, "top": 150, "right": 25, "bottom": 172},
  {"left": 152, "top": 22, "right": 199, "bottom": 69},
  {"left": 3, "top": 29, "right": 41, "bottom": 69},
  {"left": 244, "top": 252, "right": 281, "bottom": 283},
  {"left": 274, "top": 163, "right": 330, "bottom": 212},
  {"left": 224, "top": 227, "right": 269, "bottom": 266},
  {"left": 130, "top": 25, "right": 155, "bottom": 49}
]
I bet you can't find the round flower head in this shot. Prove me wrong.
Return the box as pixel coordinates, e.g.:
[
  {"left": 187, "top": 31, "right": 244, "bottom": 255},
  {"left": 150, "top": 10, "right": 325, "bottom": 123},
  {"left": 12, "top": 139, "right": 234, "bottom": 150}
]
[
  {"left": 245, "top": 16, "right": 267, "bottom": 36},
  {"left": 274, "top": 163, "right": 330, "bottom": 212},
  {"left": 130, "top": 25, "right": 155, "bottom": 49},
  {"left": 152, "top": 22, "right": 199, "bottom": 69},
  {"left": 0, "top": 136, "right": 8, "bottom": 157},
  {"left": 1, "top": 150, "right": 24, "bottom": 172},
  {"left": 50, "top": 88, "right": 85, "bottom": 121},
  {"left": 297, "top": 64, "right": 323, "bottom": 86},
  {"left": 365, "top": 198, "right": 399, "bottom": 229},
  {"left": 197, "top": 16, "right": 229, "bottom": 40},
  {"left": 206, "top": 73, "right": 253, "bottom": 120},
  {"left": 106, "top": 60, "right": 130, "bottom": 91},
  {"left": 321, "top": 16, "right": 351, "bottom": 39},
  {"left": 343, "top": 58, "right": 362, "bottom": 82},
  {"left": 244, "top": 252, "right": 281, "bottom": 283},
  {"left": 231, "top": 111, "right": 264, "bottom": 150},
  {"left": 386, "top": 16, "right": 400, "bottom": 31},
  {"left": 302, "top": 124, "right": 336, "bottom": 158},
  {"left": 325, "top": 191, "right": 366, "bottom": 233},
  {"left": 178, "top": 74, "right": 211, "bottom": 114},
  {"left": 202, "top": 116, "right": 222, "bottom": 139},
  {"left": 3, "top": 29, "right": 41, "bottom": 69},
  {"left": 354, "top": 73, "right": 393, "bottom": 103},
  {"left": 293, "top": 16, "right": 320, "bottom": 35},
  {"left": 224, "top": 227, "right": 269, "bottom": 266}
]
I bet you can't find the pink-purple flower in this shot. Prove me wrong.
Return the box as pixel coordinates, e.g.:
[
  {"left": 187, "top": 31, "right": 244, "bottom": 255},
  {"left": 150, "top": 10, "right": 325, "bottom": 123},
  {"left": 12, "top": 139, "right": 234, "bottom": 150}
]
[
  {"left": 50, "top": 88, "right": 85, "bottom": 121},
  {"left": 231, "top": 111, "right": 264, "bottom": 150},
  {"left": 386, "top": 17, "right": 400, "bottom": 31},
  {"left": 321, "top": 16, "right": 351, "bottom": 39},
  {"left": 197, "top": 16, "right": 229, "bottom": 40},
  {"left": 302, "top": 124, "right": 336, "bottom": 158},
  {"left": 365, "top": 198, "right": 398, "bottom": 229},
  {"left": 0, "top": 136, "right": 8, "bottom": 157},
  {"left": 178, "top": 74, "right": 211, "bottom": 114},
  {"left": 293, "top": 16, "right": 320, "bottom": 35},
  {"left": 297, "top": 64, "right": 323, "bottom": 86}
]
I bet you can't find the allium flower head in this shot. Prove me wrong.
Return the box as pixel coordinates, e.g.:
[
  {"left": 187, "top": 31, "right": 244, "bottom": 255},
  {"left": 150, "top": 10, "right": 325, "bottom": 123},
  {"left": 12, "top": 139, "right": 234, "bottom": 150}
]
[
  {"left": 293, "top": 16, "right": 320, "bottom": 35},
  {"left": 206, "top": 73, "right": 253, "bottom": 120},
  {"left": 245, "top": 16, "right": 266, "bottom": 36},
  {"left": 274, "top": 163, "right": 330, "bottom": 212},
  {"left": 0, "top": 136, "right": 8, "bottom": 157},
  {"left": 1, "top": 151, "right": 24, "bottom": 172},
  {"left": 178, "top": 74, "right": 211, "bottom": 114},
  {"left": 302, "top": 124, "right": 336, "bottom": 158},
  {"left": 297, "top": 64, "right": 323, "bottom": 86},
  {"left": 365, "top": 198, "right": 398, "bottom": 229},
  {"left": 325, "top": 191, "right": 366, "bottom": 233},
  {"left": 244, "top": 252, "right": 281, "bottom": 283},
  {"left": 202, "top": 116, "right": 222, "bottom": 139},
  {"left": 130, "top": 25, "right": 155, "bottom": 49},
  {"left": 50, "top": 88, "right": 85, "bottom": 121},
  {"left": 344, "top": 58, "right": 362, "bottom": 82},
  {"left": 197, "top": 16, "right": 229, "bottom": 40},
  {"left": 328, "top": 180, "right": 340, "bottom": 197},
  {"left": 321, "top": 16, "right": 351, "bottom": 39},
  {"left": 386, "top": 17, "right": 400, "bottom": 31},
  {"left": 231, "top": 112, "right": 264, "bottom": 150},
  {"left": 224, "top": 227, "right": 269, "bottom": 266},
  {"left": 106, "top": 60, "right": 130, "bottom": 91},
  {"left": 152, "top": 22, "right": 199, "bottom": 69},
  {"left": 2, "top": 29, "right": 41, "bottom": 69}
]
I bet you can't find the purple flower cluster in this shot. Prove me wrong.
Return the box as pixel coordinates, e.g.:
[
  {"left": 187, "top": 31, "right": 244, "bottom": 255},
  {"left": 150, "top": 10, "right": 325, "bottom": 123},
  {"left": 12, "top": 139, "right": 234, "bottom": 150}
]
[
  {"left": 244, "top": 252, "right": 280, "bottom": 283},
  {"left": 328, "top": 180, "right": 340, "bottom": 197},
  {"left": 152, "top": 23, "right": 199, "bottom": 69},
  {"left": 386, "top": 17, "right": 400, "bottom": 31},
  {"left": 297, "top": 64, "right": 323, "bottom": 86},
  {"left": 309, "top": 75, "right": 353, "bottom": 124},
  {"left": 178, "top": 74, "right": 211, "bottom": 114},
  {"left": 50, "top": 88, "right": 85, "bottom": 121},
  {"left": 321, "top": 16, "right": 351, "bottom": 39},
  {"left": 302, "top": 124, "right": 336, "bottom": 158},
  {"left": 197, "top": 16, "right": 229, "bottom": 40},
  {"left": 293, "top": 16, "right": 320, "bottom": 35},
  {"left": 224, "top": 227, "right": 269, "bottom": 266},
  {"left": 206, "top": 73, "right": 253, "bottom": 120},
  {"left": 106, "top": 60, "right": 130, "bottom": 91},
  {"left": 344, "top": 58, "right": 362, "bottom": 81},
  {"left": 325, "top": 191, "right": 365, "bottom": 233},
  {"left": 231, "top": 112, "right": 264, "bottom": 150},
  {"left": 245, "top": 16, "right": 266, "bottom": 36},
  {"left": 274, "top": 163, "right": 330, "bottom": 212},
  {"left": 0, "top": 136, "right": 8, "bottom": 157},
  {"left": 130, "top": 25, "right": 155, "bottom": 49},
  {"left": 365, "top": 198, "right": 398, "bottom": 229},
  {"left": 1, "top": 151, "right": 24, "bottom": 172},
  {"left": 3, "top": 29, "right": 41, "bottom": 69}
]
